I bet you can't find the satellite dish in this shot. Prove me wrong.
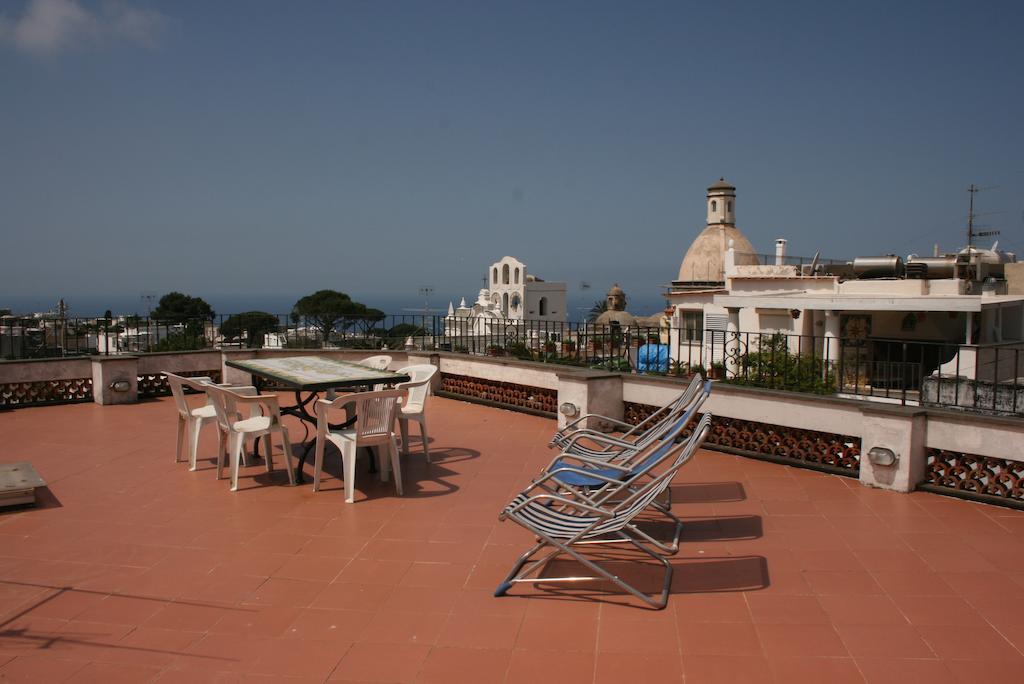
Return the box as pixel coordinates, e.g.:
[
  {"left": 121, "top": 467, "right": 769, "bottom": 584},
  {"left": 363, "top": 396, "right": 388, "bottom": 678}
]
[{"left": 809, "top": 251, "right": 821, "bottom": 275}]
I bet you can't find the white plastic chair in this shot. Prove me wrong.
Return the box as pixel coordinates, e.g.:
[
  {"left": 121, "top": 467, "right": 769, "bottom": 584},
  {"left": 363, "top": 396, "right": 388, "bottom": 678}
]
[
  {"left": 394, "top": 364, "right": 438, "bottom": 463},
  {"left": 166, "top": 372, "right": 261, "bottom": 471},
  {"left": 165, "top": 372, "right": 231, "bottom": 471},
  {"left": 360, "top": 355, "right": 392, "bottom": 371},
  {"left": 313, "top": 389, "right": 404, "bottom": 503},
  {"left": 204, "top": 384, "right": 296, "bottom": 491},
  {"left": 358, "top": 355, "right": 393, "bottom": 392}
]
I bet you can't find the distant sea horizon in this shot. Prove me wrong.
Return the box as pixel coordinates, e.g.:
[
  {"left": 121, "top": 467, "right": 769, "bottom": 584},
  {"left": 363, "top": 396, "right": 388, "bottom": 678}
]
[{"left": 3, "top": 291, "right": 672, "bottom": 323}]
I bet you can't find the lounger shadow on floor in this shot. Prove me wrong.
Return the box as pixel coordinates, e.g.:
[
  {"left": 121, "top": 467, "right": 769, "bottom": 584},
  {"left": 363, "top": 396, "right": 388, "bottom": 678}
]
[
  {"left": 512, "top": 554, "right": 770, "bottom": 606},
  {"left": 669, "top": 481, "right": 746, "bottom": 503}
]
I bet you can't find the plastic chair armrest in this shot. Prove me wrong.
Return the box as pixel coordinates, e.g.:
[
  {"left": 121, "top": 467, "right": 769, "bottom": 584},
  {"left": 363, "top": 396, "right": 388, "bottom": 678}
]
[
  {"left": 315, "top": 396, "right": 357, "bottom": 419},
  {"left": 220, "top": 384, "right": 257, "bottom": 396},
  {"left": 232, "top": 393, "right": 281, "bottom": 414}
]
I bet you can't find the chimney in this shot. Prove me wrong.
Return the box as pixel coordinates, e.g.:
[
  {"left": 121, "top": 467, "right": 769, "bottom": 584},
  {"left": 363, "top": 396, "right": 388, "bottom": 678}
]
[{"left": 775, "top": 238, "right": 787, "bottom": 266}]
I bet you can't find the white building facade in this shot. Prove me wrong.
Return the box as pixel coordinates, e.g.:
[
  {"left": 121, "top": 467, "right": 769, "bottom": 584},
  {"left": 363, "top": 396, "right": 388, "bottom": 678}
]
[
  {"left": 484, "top": 256, "right": 567, "bottom": 322},
  {"left": 666, "top": 179, "right": 1024, "bottom": 409}
]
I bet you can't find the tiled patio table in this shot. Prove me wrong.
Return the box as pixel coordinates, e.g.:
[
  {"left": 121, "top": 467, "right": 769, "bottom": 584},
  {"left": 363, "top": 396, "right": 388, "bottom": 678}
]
[{"left": 225, "top": 355, "right": 410, "bottom": 483}]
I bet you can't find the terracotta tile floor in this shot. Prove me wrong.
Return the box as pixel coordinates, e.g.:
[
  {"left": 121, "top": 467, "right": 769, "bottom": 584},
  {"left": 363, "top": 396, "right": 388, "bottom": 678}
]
[{"left": 2, "top": 395, "right": 1024, "bottom": 682}]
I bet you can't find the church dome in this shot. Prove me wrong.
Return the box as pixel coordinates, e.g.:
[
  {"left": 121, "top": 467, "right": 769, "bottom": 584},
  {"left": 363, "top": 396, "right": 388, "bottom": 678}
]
[
  {"left": 677, "top": 224, "right": 759, "bottom": 283},
  {"left": 677, "top": 178, "right": 758, "bottom": 283}
]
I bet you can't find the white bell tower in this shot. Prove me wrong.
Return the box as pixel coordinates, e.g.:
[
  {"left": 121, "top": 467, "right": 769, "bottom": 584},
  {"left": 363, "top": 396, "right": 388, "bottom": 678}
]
[{"left": 706, "top": 178, "right": 736, "bottom": 226}]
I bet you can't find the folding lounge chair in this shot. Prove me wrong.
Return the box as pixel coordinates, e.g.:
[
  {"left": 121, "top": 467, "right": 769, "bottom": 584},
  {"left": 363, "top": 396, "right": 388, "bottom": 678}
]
[
  {"left": 544, "top": 379, "right": 710, "bottom": 532},
  {"left": 495, "top": 414, "right": 712, "bottom": 609},
  {"left": 539, "top": 395, "right": 710, "bottom": 554},
  {"left": 550, "top": 375, "right": 706, "bottom": 461}
]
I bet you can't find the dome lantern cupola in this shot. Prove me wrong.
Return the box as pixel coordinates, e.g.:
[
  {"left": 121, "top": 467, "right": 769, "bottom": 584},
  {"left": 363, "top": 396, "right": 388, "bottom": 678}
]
[{"left": 706, "top": 177, "right": 736, "bottom": 225}]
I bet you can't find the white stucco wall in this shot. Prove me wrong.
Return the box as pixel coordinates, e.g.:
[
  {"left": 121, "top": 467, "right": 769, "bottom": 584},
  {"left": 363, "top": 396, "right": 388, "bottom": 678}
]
[
  {"left": 523, "top": 282, "right": 567, "bottom": 322},
  {"left": 925, "top": 412, "right": 1024, "bottom": 462}
]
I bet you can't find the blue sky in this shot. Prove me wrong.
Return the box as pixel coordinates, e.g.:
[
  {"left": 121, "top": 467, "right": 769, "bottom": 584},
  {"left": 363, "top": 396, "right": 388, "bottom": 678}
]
[{"left": 2, "top": 0, "right": 1023, "bottom": 315}]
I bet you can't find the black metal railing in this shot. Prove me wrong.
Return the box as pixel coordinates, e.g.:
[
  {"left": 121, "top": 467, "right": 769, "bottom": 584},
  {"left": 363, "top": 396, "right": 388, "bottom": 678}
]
[
  {"left": 2, "top": 313, "right": 1021, "bottom": 416},
  {"left": 732, "top": 251, "right": 847, "bottom": 269}
]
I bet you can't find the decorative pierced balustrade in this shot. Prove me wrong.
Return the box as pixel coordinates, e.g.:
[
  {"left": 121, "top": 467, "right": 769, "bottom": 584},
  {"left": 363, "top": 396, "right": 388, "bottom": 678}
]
[
  {"left": 922, "top": 448, "right": 1024, "bottom": 507},
  {"left": 0, "top": 378, "right": 93, "bottom": 408},
  {"left": 138, "top": 370, "right": 223, "bottom": 398},
  {"left": 624, "top": 401, "right": 861, "bottom": 476},
  {"left": 438, "top": 372, "right": 557, "bottom": 416}
]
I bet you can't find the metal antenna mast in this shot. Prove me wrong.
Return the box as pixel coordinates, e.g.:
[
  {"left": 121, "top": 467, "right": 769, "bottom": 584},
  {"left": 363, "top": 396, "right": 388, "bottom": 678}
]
[
  {"left": 967, "top": 184, "right": 977, "bottom": 251},
  {"left": 966, "top": 184, "right": 1001, "bottom": 250},
  {"left": 141, "top": 291, "right": 157, "bottom": 316},
  {"left": 418, "top": 287, "right": 434, "bottom": 317},
  {"left": 964, "top": 184, "right": 1002, "bottom": 281}
]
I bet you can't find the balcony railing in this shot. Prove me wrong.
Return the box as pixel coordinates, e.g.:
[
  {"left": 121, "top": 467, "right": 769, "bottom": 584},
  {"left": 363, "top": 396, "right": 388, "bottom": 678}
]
[{"left": 3, "top": 313, "right": 1022, "bottom": 416}]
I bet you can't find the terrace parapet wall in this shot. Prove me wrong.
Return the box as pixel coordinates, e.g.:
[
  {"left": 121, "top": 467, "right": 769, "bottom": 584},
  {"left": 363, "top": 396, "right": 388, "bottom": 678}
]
[{"left": 3, "top": 349, "right": 1024, "bottom": 507}]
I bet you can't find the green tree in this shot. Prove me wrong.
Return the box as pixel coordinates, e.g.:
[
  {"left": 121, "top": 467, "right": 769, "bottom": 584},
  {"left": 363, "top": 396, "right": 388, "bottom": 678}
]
[
  {"left": 153, "top": 292, "right": 215, "bottom": 323},
  {"left": 291, "top": 290, "right": 382, "bottom": 343},
  {"left": 383, "top": 322, "right": 426, "bottom": 349},
  {"left": 152, "top": 332, "right": 205, "bottom": 352},
  {"left": 220, "top": 311, "right": 280, "bottom": 348},
  {"left": 346, "top": 307, "right": 387, "bottom": 336}
]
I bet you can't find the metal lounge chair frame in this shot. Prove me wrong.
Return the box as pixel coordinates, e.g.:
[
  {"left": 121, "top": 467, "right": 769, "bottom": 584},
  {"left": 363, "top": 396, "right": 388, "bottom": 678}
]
[
  {"left": 495, "top": 413, "right": 712, "bottom": 609},
  {"left": 550, "top": 375, "right": 706, "bottom": 461},
  {"left": 538, "top": 385, "right": 711, "bottom": 554}
]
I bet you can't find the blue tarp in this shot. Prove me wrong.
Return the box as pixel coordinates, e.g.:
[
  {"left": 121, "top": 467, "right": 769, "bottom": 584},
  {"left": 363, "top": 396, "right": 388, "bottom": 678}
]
[{"left": 636, "top": 343, "right": 669, "bottom": 373}]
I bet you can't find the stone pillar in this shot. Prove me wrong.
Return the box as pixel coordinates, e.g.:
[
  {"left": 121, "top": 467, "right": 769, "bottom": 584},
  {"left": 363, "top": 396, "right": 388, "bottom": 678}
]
[
  {"left": 90, "top": 356, "right": 139, "bottom": 405},
  {"left": 823, "top": 310, "right": 840, "bottom": 378},
  {"left": 859, "top": 405, "right": 927, "bottom": 492},
  {"left": 428, "top": 353, "right": 442, "bottom": 393},
  {"left": 221, "top": 350, "right": 258, "bottom": 386},
  {"left": 556, "top": 370, "right": 622, "bottom": 430},
  {"left": 725, "top": 307, "right": 741, "bottom": 377}
]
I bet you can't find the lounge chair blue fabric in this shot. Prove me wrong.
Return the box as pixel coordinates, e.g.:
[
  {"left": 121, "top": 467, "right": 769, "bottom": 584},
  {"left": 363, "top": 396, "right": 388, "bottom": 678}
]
[{"left": 495, "top": 413, "right": 713, "bottom": 609}]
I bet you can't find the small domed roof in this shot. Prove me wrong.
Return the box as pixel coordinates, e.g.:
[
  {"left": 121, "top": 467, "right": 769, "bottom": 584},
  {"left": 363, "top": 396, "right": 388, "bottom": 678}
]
[
  {"left": 707, "top": 177, "right": 735, "bottom": 192},
  {"left": 608, "top": 283, "right": 624, "bottom": 296},
  {"left": 595, "top": 309, "right": 637, "bottom": 327}
]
